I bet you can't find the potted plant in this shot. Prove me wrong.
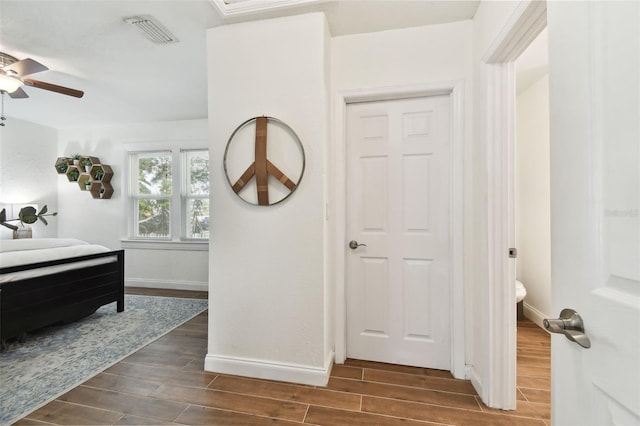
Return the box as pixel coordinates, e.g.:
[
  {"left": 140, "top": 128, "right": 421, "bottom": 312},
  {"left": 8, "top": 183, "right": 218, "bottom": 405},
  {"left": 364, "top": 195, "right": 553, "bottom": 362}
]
[
  {"left": 72, "top": 154, "right": 81, "bottom": 166},
  {"left": 81, "top": 158, "right": 92, "bottom": 173},
  {"left": 57, "top": 162, "right": 68, "bottom": 173},
  {"left": 85, "top": 179, "right": 92, "bottom": 190},
  {"left": 99, "top": 187, "right": 105, "bottom": 198},
  {"left": 0, "top": 205, "right": 57, "bottom": 231},
  {"left": 94, "top": 169, "right": 104, "bottom": 181},
  {"left": 69, "top": 169, "right": 80, "bottom": 181}
]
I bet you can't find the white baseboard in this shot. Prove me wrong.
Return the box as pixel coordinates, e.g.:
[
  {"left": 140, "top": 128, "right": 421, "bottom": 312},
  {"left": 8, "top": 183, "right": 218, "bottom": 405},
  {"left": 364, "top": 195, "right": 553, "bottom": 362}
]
[
  {"left": 468, "top": 364, "right": 484, "bottom": 400},
  {"left": 523, "top": 303, "right": 549, "bottom": 331},
  {"left": 125, "top": 278, "right": 208, "bottom": 292},
  {"left": 204, "top": 352, "right": 334, "bottom": 387}
]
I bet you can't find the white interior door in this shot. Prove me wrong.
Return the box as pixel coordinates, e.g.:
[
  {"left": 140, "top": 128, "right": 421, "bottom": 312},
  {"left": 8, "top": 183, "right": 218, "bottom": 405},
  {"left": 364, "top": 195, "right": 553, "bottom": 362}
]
[
  {"left": 548, "top": 2, "right": 640, "bottom": 424},
  {"left": 345, "top": 95, "right": 451, "bottom": 370}
]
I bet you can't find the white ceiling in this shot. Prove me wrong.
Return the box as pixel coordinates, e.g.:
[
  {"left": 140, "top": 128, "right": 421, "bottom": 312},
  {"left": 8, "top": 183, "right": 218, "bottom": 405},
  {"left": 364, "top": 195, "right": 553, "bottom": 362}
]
[{"left": 0, "top": 0, "right": 479, "bottom": 129}]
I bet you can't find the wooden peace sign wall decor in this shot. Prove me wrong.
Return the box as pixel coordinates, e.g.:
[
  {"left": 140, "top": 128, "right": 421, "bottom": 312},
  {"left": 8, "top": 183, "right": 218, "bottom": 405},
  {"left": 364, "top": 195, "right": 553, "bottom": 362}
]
[{"left": 223, "top": 116, "right": 306, "bottom": 206}]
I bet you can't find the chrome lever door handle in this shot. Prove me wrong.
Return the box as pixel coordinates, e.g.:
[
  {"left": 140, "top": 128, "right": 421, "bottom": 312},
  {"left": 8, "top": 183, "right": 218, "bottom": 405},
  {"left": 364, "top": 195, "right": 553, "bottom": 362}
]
[
  {"left": 543, "top": 308, "right": 591, "bottom": 348},
  {"left": 348, "top": 240, "right": 367, "bottom": 250}
]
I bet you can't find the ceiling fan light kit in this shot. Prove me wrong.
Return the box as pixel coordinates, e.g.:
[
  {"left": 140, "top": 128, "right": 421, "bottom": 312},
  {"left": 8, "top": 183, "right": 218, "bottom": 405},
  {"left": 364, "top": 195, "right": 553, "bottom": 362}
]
[{"left": 0, "top": 73, "right": 22, "bottom": 93}]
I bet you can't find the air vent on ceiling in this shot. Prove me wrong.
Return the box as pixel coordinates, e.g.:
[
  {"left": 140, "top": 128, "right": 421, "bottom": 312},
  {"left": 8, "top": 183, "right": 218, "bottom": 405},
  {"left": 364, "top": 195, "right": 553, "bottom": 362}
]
[{"left": 123, "top": 15, "right": 178, "bottom": 45}]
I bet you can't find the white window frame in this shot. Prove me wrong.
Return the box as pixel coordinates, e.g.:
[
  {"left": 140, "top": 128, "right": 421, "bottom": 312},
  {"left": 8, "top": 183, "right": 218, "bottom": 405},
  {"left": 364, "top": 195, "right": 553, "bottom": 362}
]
[
  {"left": 130, "top": 150, "right": 174, "bottom": 240},
  {"left": 181, "top": 148, "right": 210, "bottom": 240},
  {"left": 122, "top": 141, "right": 209, "bottom": 250}
]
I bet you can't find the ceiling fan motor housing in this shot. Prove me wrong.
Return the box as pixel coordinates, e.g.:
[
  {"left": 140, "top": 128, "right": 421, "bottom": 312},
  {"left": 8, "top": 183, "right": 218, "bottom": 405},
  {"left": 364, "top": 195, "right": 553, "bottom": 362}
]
[{"left": 0, "top": 52, "right": 18, "bottom": 69}]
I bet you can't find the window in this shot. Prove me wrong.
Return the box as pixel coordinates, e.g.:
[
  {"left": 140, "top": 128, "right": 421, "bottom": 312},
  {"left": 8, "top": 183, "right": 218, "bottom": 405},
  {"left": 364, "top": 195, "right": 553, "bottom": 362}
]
[
  {"left": 130, "top": 149, "right": 209, "bottom": 240},
  {"left": 133, "top": 152, "right": 172, "bottom": 238},
  {"left": 184, "top": 150, "right": 210, "bottom": 239}
]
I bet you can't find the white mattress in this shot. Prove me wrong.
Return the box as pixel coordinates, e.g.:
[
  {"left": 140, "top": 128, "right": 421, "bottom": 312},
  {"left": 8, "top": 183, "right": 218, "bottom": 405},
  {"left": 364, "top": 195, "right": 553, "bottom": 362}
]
[{"left": 0, "top": 238, "right": 117, "bottom": 283}]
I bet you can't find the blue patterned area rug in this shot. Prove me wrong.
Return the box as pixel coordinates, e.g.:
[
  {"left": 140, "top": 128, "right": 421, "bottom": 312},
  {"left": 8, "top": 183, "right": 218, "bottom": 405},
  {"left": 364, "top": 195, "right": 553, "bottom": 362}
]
[{"left": 0, "top": 294, "right": 208, "bottom": 425}]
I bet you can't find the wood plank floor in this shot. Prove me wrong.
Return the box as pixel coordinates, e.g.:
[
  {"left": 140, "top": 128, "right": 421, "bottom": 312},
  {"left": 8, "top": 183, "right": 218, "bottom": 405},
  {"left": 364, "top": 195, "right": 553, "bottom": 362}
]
[{"left": 16, "top": 288, "right": 551, "bottom": 425}]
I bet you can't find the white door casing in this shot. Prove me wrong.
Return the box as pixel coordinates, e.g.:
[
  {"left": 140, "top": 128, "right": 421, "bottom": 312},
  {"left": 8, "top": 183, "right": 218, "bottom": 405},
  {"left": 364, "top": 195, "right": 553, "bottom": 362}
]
[
  {"left": 345, "top": 95, "right": 451, "bottom": 370},
  {"left": 547, "top": 1, "right": 640, "bottom": 424},
  {"left": 332, "top": 81, "right": 465, "bottom": 379},
  {"left": 480, "top": 0, "right": 547, "bottom": 409}
]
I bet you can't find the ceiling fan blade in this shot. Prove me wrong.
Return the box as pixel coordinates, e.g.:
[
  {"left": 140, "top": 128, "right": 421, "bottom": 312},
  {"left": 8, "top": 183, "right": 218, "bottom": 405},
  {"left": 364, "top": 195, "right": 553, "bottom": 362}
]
[
  {"left": 23, "top": 78, "right": 84, "bottom": 98},
  {"left": 8, "top": 87, "right": 29, "bottom": 99},
  {"left": 3, "top": 58, "right": 48, "bottom": 76}
]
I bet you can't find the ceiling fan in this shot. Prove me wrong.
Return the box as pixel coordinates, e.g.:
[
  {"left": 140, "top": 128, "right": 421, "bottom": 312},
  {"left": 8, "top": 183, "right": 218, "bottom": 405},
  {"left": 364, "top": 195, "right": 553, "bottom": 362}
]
[{"left": 0, "top": 52, "right": 84, "bottom": 99}]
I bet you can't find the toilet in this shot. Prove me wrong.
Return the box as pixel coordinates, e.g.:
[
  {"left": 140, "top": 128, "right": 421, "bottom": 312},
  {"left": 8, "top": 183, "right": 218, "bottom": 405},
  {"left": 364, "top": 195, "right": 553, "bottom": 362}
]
[
  {"left": 516, "top": 280, "right": 527, "bottom": 320},
  {"left": 516, "top": 280, "right": 527, "bottom": 303}
]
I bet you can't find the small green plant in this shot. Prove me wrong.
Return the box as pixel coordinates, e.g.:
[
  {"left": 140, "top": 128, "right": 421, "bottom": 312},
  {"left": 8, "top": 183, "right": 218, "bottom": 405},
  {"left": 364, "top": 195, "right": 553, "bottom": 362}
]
[
  {"left": 0, "top": 205, "right": 58, "bottom": 231},
  {"left": 94, "top": 169, "right": 104, "bottom": 180},
  {"left": 81, "top": 158, "right": 91, "bottom": 167},
  {"left": 71, "top": 153, "right": 81, "bottom": 160},
  {"left": 57, "top": 162, "right": 68, "bottom": 173},
  {"left": 69, "top": 169, "right": 80, "bottom": 181}
]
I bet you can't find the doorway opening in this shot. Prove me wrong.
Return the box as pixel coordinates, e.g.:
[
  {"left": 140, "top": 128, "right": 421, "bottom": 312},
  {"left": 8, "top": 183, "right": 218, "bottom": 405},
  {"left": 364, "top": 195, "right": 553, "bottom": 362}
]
[
  {"left": 513, "top": 26, "right": 551, "bottom": 409},
  {"left": 514, "top": 28, "right": 551, "bottom": 330}
]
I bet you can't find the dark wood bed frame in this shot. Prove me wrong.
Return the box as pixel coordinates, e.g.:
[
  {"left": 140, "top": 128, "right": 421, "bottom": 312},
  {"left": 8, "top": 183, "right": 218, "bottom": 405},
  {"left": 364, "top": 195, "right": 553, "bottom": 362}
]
[{"left": 0, "top": 249, "right": 125, "bottom": 344}]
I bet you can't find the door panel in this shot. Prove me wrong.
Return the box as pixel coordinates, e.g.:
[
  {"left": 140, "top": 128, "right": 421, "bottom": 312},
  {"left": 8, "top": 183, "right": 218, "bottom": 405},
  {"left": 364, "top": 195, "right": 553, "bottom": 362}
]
[
  {"left": 548, "top": 2, "right": 640, "bottom": 424},
  {"left": 403, "top": 259, "right": 433, "bottom": 340},
  {"left": 403, "top": 155, "right": 431, "bottom": 232},
  {"left": 346, "top": 95, "right": 451, "bottom": 370},
  {"left": 361, "top": 257, "right": 389, "bottom": 336},
  {"left": 361, "top": 157, "right": 388, "bottom": 231}
]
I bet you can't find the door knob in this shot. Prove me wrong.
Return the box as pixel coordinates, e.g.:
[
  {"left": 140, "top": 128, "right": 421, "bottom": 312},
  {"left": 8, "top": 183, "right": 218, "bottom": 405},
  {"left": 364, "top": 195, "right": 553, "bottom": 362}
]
[
  {"left": 348, "top": 240, "right": 367, "bottom": 250},
  {"left": 543, "top": 308, "right": 591, "bottom": 348}
]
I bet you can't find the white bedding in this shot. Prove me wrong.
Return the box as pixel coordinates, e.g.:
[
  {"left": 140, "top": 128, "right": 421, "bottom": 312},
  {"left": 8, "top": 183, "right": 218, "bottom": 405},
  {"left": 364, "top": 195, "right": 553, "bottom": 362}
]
[
  {"left": 0, "top": 238, "right": 117, "bottom": 283},
  {"left": 0, "top": 238, "right": 91, "bottom": 254}
]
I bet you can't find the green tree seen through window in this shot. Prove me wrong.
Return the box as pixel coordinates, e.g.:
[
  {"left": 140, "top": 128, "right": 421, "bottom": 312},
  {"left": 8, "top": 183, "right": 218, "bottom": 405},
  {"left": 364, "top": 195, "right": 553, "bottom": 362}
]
[
  {"left": 137, "top": 155, "right": 171, "bottom": 237},
  {"left": 187, "top": 152, "right": 209, "bottom": 239}
]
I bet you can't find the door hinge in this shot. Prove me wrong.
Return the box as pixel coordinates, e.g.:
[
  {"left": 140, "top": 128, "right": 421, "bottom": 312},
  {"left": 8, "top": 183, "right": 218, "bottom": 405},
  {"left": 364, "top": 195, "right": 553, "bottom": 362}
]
[{"left": 509, "top": 248, "right": 518, "bottom": 258}]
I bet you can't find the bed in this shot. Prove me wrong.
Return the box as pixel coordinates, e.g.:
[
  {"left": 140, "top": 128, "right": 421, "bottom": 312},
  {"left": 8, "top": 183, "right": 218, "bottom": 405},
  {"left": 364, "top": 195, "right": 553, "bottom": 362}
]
[{"left": 0, "top": 238, "right": 124, "bottom": 345}]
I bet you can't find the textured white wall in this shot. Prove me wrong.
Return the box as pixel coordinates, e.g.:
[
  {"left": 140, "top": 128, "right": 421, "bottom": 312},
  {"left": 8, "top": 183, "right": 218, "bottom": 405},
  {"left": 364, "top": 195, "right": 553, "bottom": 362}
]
[
  {"left": 0, "top": 118, "right": 59, "bottom": 240},
  {"left": 206, "top": 13, "right": 330, "bottom": 382},
  {"left": 516, "top": 74, "right": 551, "bottom": 324},
  {"left": 332, "top": 21, "right": 473, "bottom": 89}
]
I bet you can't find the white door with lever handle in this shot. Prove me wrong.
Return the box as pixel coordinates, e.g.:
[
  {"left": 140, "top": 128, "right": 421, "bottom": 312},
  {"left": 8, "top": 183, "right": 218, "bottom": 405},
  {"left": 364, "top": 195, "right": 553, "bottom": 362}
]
[
  {"left": 345, "top": 95, "right": 452, "bottom": 370},
  {"left": 548, "top": 2, "right": 639, "bottom": 424}
]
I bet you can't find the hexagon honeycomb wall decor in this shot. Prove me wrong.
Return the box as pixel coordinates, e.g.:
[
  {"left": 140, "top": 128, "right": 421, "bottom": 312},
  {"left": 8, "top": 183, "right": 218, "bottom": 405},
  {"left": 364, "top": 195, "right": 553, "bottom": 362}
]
[{"left": 55, "top": 156, "right": 114, "bottom": 199}]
